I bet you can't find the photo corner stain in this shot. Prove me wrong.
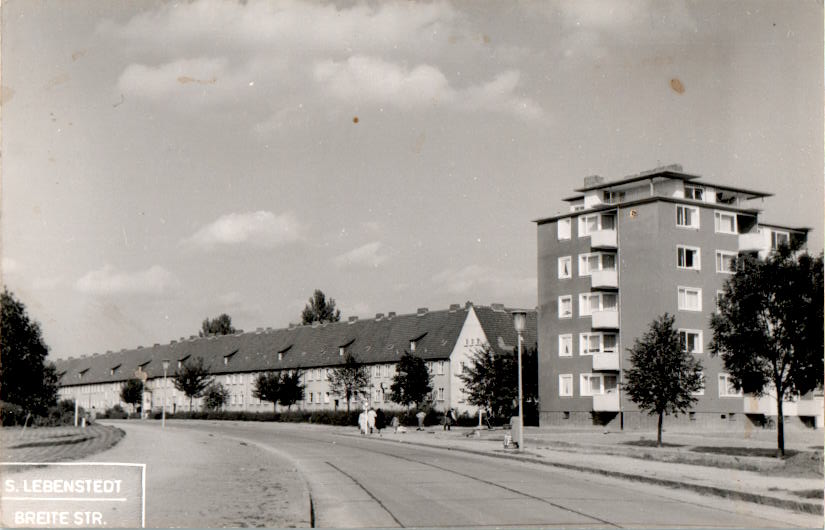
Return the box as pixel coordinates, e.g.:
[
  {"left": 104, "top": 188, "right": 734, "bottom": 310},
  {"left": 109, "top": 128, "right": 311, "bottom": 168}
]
[{"left": 670, "top": 78, "right": 685, "bottom": 94}]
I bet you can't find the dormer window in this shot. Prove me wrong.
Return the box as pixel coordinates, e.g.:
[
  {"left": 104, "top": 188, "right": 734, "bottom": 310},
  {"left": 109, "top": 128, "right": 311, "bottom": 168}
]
[
  {"left": 410, "top": 340, "right": 416, "bottom": 352},
  {"left": 177, "top": 355, "right": 190, "bottom": 370},
  {"left": 110, "top": 364, "right": 121, "bottom": 376},
  {"left": 278, "top": 352, "right": 283, "bottom": 361},
  {"left": 339, "top": 347, "right": 345, "bottom": 357},
  {"left": 223, "top": 350, "right": 237, "bottom": 366}
]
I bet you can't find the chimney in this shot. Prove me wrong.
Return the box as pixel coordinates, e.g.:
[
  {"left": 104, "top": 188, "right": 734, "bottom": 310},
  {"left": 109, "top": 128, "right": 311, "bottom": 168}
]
[
  {"left": 490, "top": 303, "right": 505, "bottom": 312},
  {"left": 375, "top": 313, "right": 384, "bottom": 321},
  {"left": 348, "top": 316, "right": 358, "bottom": 324},
  {"left": 170, "top": 340, "right": 177, "bottom": 344},
  {"left": 81, "top": 354, "right": 88, "bottom": 358},
  {"left": 68, "top": 356, "right": 74, "bottom": 360},
  {"left": 137, "top": 345, "right": 144, "bottom": 349},
  {"left": 417, "top": 307, "right": 428, "bottom": 316},
  {"left": 153, "top": 343, "right": 160, "bottom": 348},
  {"left": 179, "top": 337, "right": 185, "bottom": 342},
  {"left": 387, "top": 312, "right": 396, "bottom": 319},
  {"left": 105, "top": 350, "right": 112, "bottom": 354},
  {"left": 93, "top": 353, "right": 100, "bottom": 357},
  {"left": 583, "top": 175, "right": 604, "bottom": 188},
  {"left": 449, "top": 304, "right": 460, "bottom": 312},
  {"left": 465, "top": 300, "right": 473, "bottom": 309}
]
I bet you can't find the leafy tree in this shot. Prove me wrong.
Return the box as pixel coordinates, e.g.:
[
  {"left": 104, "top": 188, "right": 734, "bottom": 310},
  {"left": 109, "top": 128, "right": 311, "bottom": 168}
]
[
  {"left": 278, "top": 371, "right": 305, "bottom": 410},
  {"left": 203, "top": 383, "right": 230, "bottom": 410},
  {"left": 301, "top": 290, "right": 341, "bottom": 324},
  {"left": 120, "top": 378, "right": 144, "bottom": 415},
  {"left": 710, "top": 244, "right": 823, "bottom": 457},
  {"left": 390, "top": 351, "right": 433, "bottom": 409},
  {"left": 0, "top": 288, "right": 59, "bottom": 420},
  {"left": 328, "top": 353, "right": 369, "bottom": 414},
  {"left": 624, "top": 313, "right": 704, "bottom": 447},
  {"left": 459, "top": 345, "right": 518, "bottom": 419},
  {"left": 173, "top": 357, "right": 214, "bottom": 411},
  {"left": 199, "top": 314, "right": 237, "bottom": 337},
  {"left": 253, "top": 372, "right": 282, "bottom": 412}
]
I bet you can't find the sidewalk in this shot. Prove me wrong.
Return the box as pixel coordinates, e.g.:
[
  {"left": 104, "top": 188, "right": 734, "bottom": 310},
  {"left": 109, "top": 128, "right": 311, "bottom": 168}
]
[{"left": 342, "top": 425, "right": 824, "bottom": 515}]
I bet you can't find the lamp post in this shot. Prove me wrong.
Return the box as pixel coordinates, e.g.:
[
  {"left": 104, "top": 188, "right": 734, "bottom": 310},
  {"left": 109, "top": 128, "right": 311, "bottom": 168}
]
[
  {"left": 512, "top": 311, "right": 527, "bottom": 452},
  {"left": 161, "top": 359, "right": 170, "bottom": 429}
]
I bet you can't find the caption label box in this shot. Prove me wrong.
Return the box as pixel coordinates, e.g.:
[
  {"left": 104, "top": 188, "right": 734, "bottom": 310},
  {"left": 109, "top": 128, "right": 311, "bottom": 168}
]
[{"left": 0, "top": 463, "right": 144, "bottom": 528}]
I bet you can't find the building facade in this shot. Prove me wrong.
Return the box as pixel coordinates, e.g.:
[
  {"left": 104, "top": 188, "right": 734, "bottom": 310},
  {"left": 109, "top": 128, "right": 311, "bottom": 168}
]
[
  {"left": 54, "top": 303, "right": 536, "bottom": 416},
  {"left": 535, "top": 165, "right": 822, "bottom": 429}
]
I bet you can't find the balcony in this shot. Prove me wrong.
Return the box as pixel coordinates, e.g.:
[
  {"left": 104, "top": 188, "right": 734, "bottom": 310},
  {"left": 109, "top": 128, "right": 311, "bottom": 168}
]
[
  {"left": 591, "top": 229, "right": 617, "bottom": 249},
  {"left": 592, "top": 351, "right": 620, "bottom": 371},
  {"left": 591, "top": 310, "right": 619, "bottom": 329},
  {"left": 593, "top": 392, "right": 620, "bottom": 411},
  {"left": 591, "top": 269, "right": 618, "bottom": 289},
  {"left": 796, "top": 397, "right": 823, "bottom": 418},
  {"left": 738, "top": 232, "right": 765, "bottom": 253}
]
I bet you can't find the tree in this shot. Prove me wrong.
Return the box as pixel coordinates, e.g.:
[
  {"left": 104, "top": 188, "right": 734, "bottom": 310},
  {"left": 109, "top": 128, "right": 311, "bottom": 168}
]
[
  {"left": 173, "top": 357, "right": 214, "bottom": 411},
  {"left": 203, "top": 383, "right": 230, "bottom": 410},
  {"left": 624, "top": 313, "right": 704, "bottom": 447},
  {"left": 301, "top": 290, "right": 341, "bottom": 324},
  {"left": 389, "top": 351, "right": 433, "bottom": 409},
  {"left": 328, "top": 353, "right": 369, "bottom": 414},
  {"left": 278, "top": 371, "right": 305, "bottom": 410},
  {"left": 120, "top": 378, "right": 144, "bottom": 415},
  {"left": 710, "top": 244, "right": 823, "bottom": 457},
  {"left": 459, "top": 345, "right": 518, "bottom": 419},
  {"left": 199, "top": 314, "right": 237, "bottom": 337},
  {"left": 253, "top": 372, "right": 282, "bottom": 412},
  {"left": 0, "top": 288, "right": 59, "bottom": 420}
]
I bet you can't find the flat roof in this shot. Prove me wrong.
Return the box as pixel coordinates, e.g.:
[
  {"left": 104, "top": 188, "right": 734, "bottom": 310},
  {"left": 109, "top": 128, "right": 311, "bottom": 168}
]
[{"left": 573, "top": 169, "right": 701, "bottom": 193}]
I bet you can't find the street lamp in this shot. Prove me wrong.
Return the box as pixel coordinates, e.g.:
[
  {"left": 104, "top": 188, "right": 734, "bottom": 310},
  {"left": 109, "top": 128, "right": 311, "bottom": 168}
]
[
  {"left": 512, "top": 311, "right": 527, "bottom": 452},
  {"left": 161, "top": 359, "right": 170, "bottom": 429}
]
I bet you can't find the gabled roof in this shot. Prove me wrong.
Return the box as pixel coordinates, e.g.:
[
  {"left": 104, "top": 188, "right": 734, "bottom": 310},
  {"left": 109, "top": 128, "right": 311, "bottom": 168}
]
[{"left": 52, "top": 303, "right": 537, "bottom": 387}]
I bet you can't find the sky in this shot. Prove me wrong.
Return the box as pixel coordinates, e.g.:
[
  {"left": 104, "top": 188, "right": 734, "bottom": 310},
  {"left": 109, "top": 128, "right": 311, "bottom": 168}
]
[{"left": 2, "top": 0, "right": 822, "bottom": 360}]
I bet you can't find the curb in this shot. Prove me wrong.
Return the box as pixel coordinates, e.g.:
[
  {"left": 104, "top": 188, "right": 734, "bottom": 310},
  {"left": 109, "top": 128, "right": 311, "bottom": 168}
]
[{"left": 345, "top": 433, "right": 823, "bottom": 516}]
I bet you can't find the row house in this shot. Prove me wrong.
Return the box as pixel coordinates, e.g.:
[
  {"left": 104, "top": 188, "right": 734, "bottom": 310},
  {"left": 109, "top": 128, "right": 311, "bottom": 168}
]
[{"left": 54, "top": 303, "right": 537, "bottom": 416}]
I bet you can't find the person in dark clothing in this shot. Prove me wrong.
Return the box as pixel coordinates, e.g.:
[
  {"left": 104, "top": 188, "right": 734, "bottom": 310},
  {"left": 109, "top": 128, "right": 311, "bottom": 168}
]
[
  {"left": 442, "top": 409, "right": 452, "bottom": 431},
  {"left": 375, "top": 408, "right": 386, "bottom": 434}
]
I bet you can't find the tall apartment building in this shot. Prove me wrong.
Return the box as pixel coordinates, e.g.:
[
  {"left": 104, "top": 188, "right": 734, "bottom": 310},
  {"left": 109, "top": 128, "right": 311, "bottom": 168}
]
[
  {"left": 535, "top": 165, "right": 821, "bottom": 429},
  {"left": 53, "top": 303, "right": 536, "bottom": 416}
]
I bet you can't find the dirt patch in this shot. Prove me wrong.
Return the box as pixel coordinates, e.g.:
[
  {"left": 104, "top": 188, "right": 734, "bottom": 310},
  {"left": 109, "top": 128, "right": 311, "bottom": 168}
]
[{"left": 622, "top": 439, "right": 685, "bottom": 448}]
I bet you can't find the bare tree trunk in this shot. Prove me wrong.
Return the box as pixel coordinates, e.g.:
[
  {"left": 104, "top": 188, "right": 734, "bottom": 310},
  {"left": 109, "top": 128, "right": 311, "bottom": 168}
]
[
  {"left": 189, "top": 396, "right": 193, "bottom": 413},
  {"left": 776, "top": 394, "right": 785, "bottom": 458},
  {"left": 657, "top": 411, "right": 664, "bottom": 447}
]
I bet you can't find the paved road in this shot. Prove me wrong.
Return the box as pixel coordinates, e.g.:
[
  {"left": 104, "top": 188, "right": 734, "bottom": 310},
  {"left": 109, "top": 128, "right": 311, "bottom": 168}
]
[{"left": 96, "top": 420, "right": 819, "bottom": 528}]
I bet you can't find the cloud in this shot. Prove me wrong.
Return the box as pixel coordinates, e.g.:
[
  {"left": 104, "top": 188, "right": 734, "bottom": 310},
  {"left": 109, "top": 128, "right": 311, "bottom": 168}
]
[
  {"left": 333, "top": 241, "right": 389, "bottom": 268},
  {"left": 433, "top": 265, "right": 536, "bottom": 296},
  {"left": 183, "top": 211, "right": 304, "bottom": 250},
  {"left": 314, "top": 56, "right": 542, "bottom": 119},
  {"left": 75, "top": 265, "right": 178, "bottom": 296}
]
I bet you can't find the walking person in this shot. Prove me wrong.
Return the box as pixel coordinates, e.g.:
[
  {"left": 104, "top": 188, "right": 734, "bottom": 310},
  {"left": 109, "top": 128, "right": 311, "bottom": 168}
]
[
  {"left": 358, "top": 409, "right": 368, "bottom": 435},
  {"left": 375, "top": 408, "right": 386, "bottom": 436},
  {"left": 416, "top": 409, "right": 426, "bottom": 431},
  {"left": 367, "top": 407, "right": 377, "bottom": 434},
  {"left": 442, "top": 408, "right": 452, "bottom": 431}
]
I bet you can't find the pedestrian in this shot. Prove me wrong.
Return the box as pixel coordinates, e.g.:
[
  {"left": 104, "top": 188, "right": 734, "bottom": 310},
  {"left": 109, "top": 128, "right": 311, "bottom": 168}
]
[
  {"left": 416, "top": 409, "right": 426, "bottom": 431},
  {"left": 367, "top": 408, "right": 377, "bottom": 434},
  {"left": 391, "top": 415, "right": 400, "bottom": 433},
  {"left": 442, "top": 408, "right": 452, "bottom": 431},
  {"left": 375, "top": 408, "right": 386, "bottom": 435},
  {"left": 358, "top": 410, "right": 368, "bottom": 435}
]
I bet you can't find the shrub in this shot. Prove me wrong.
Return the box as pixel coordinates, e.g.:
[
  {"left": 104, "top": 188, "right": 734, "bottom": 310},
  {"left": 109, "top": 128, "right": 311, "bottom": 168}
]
[
  {"left": 102, "top": 404, "right": 128, "bottom": 419},
  {"left": 0, "top": 400, "right": 26, "bottom": 426},
  {"left": 33, "top": 400, "right": 82, "bottom": 427}
]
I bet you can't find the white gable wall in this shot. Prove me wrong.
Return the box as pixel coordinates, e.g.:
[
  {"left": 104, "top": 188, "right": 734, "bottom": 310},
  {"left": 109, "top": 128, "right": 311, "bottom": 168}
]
[{"left": 448, "top": 306, "right": 488, "bottom": 415}]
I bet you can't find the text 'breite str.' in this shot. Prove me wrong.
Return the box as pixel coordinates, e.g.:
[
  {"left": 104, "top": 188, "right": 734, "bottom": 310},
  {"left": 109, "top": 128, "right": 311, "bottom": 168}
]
[{"left": 0, "top": 463, "right": 144, "bottom": 528}]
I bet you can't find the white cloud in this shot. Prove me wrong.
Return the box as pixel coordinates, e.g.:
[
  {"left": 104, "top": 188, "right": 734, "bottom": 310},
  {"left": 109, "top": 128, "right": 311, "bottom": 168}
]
[
  {"left": 314, "top": 56, "right": 542, "bottom": 119},
  {"left": 333, "top": 241, "right": 389, "bottom": 268},
  {"left": 433, "top": 264, "right": 536, "bottom": 297},
  {"left": 75, "top": 265, "right": 178, "bottom": 296},
  {"left": 183, "top": 211, "right": 304, "bottom": 250}
]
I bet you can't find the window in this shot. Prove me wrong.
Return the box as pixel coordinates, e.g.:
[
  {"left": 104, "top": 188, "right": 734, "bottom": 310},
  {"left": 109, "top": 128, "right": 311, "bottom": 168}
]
[
  {"left": 459, "top": 362, "right": 466, "bottom": 374},
  {"left": 715, "top": 250, "right": 736, "bottom": 273},
  {"left": 557, "top": 218, "right": 571, "bottom": 240},
  {"left": 676, "top": 205, "right": 700, "bottom": 228},
  {"left": 603, "top": 190, "right": 625, "bottom": 204},
  {"left": 578, "top": 253, "right": 615, "bottom": 276},
  {"left": 374, "top": 388, "right": 381, "bottom": 402},
  {"left": 714, "top": 211, "right": 737, "bottom": 234},
  {"left": 579, "top": 333, "right": 618, "bottom": 355},
  {"left": 771, "top": 230, "right": 790, "bottom": 250},
  {"left": 715, "top": 290, "right": 725, "bottom": 313},
  {"left": 278, "top": 352, "right": 283, "bottom": 361},
  {"left": 437, "top": 387, "right": 445, "bottom": 401},
  {"left": 559, "top": 374, "right": 573, "bottom": 397},
  {"left": 558, "top": 256, "right": 572, "bottom": 279},
  {"left": 316, "top": 392, "right": 321, "bottom": 404},
  {"left": 558, "top": 334, "right": 573, "bottom": 357},
  {"left": 578, "top": 213, "right": 615, "bottom": 237},
  {"left": 692, "top": 372, "right": 705, "bottom": 396},
  {"left": 339, "top": 347, "right": 345, "bottom": 357},
  {"left": 684, "top": 185, "right": 704, "bottom": 201},
  {"left": 558, "top": 295, "right": 573, "bottom": 319},
  {"left": 677, "top": 246, "right": 701, "bottom": 270},
  {"left": 308, "top": 392, "right": 314, "bottom": 403},
  {"left": 677, "top": 287, "right": 702, "bottom": 311},
  {"left": 718, "top": 373, "right": 743, "bottom": 397},
  {"left": 382, "top": 364, "right": 389, "bottom": 377},
  {"left": 579, "top": 292, "right": 617, "bottom": 316},
  {"left": 679, "top": 330, "right": 703, "bottom": 353},
  {"left": 580, "top": 374, "right": 604, "bottom": 396},
  {"left": 410, "top": 340, "right": 417, "bottom": 352},
  {"left": 324, "top": 392, "right": 330, "bottom": 404},
  {"left": 437, "top": 361, "right": 445, "bottom": 375}
]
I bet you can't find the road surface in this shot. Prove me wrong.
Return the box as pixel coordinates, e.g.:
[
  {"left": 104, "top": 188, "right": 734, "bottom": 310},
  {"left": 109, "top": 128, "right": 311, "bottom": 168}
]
[{"left": 90, "top": 420, "right": 818, "bottom": 528}]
